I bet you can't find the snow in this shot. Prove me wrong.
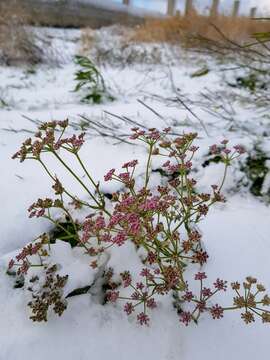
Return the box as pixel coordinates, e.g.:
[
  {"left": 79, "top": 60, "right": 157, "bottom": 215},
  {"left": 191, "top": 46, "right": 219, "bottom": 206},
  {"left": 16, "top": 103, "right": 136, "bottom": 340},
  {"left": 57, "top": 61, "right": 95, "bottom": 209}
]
[{"left": 0, "top": 26, "right": 269, "bottom": 359}]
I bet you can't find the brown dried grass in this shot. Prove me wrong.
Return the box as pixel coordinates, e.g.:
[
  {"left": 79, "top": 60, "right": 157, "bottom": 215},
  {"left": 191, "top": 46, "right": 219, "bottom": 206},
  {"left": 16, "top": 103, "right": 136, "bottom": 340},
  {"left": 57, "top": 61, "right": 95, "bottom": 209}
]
[
  {"left": 132, "top": 14, "right": 270, "bottom": 47},
  {"left": 0, "top": 1, "right": 43, "bottom": 65}
]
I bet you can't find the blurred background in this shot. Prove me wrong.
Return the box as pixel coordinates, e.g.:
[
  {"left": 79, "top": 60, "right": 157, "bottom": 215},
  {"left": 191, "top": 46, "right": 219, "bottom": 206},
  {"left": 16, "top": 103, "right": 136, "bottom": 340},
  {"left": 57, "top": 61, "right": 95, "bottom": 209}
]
[{"left": 114, "top": 0, "right": 270, "bottom": 15}]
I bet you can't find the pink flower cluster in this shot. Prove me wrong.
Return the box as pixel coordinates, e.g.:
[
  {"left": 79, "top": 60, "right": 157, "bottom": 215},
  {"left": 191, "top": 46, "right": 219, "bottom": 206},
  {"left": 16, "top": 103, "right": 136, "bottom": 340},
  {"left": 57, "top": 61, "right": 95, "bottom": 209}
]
[
  {"left": 179, "top": 272, "right": 228, "bottom": 325},
  {"left": 12, "top": 120, "right": 85, "bottom": 162},
  {"left": 12, "top": 122, "right": 266, "bottom": 327},
  {"left": 209, "top": 139, "right": 246, "bottom": 159}
]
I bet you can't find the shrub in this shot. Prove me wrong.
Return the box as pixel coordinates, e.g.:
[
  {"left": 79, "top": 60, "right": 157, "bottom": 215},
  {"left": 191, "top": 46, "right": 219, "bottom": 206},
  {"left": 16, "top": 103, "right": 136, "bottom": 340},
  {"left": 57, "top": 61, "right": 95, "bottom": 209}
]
[
  {"left": 242, "top": 147, "right": 270, "bottom": 198},
  {"left": 74, "top": 55, "right": 114, "bottom": 104},
  {"left": 0, "top": 1, "right": 43, "bottom": 65},
  {"left": 9, "top": 120, "right": 270, "bottom": 325}
]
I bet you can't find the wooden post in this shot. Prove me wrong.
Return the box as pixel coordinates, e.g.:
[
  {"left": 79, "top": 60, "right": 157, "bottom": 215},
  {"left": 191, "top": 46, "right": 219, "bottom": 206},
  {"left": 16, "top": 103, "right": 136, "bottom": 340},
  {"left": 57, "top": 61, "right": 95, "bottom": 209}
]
[
  {"left": 210, "top": 0, "right": 219, "bottom": 18},
  {"left": 250, "top": 7, "right": 257, "bottom": 18},
  {"left": 167, "top": 0, "right": 176, "bottom": 16},
  {"left": 185, "top": 0, "right": 193, "bottom": 17},
  {"left": 123, "top": 0, "right": 129, "bottom": 5},
  {"left": 232, "top": 0, "right": 240, "bottom": 17}
]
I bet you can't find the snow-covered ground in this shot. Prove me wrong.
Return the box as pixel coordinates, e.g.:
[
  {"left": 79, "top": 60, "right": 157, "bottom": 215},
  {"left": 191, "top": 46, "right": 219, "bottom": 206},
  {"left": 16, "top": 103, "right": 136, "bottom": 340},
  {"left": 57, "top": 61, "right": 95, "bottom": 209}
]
[{"left": 0, "top": 27, "right": 269, "bottom": 359}]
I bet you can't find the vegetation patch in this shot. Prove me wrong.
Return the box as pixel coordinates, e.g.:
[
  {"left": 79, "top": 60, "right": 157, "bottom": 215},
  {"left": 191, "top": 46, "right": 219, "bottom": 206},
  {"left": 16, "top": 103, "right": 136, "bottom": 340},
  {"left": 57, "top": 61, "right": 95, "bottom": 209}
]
[
  {"left": 74, "top": 55, "right": 114, "bottom": 104},
  {"left": 242, "top": 149, "right": 270, "bottom": 197}
]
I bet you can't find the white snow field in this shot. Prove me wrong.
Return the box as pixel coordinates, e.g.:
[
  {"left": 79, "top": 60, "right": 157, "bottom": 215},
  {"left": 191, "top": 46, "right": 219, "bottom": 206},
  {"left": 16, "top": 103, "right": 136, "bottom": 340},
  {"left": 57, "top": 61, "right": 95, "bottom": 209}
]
[{"left": 0, "top": 27, "right": 269, "bottom": 360}]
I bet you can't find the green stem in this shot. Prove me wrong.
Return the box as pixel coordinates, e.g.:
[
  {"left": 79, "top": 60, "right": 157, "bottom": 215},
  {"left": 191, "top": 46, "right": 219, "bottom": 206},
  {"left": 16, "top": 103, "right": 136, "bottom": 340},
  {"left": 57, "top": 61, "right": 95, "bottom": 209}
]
[
  {"left": 145, "top": 143, "right": 153, "bottom": 188},
  {"left": 52, "top": 150, "right": 101, "bottom": 208}
]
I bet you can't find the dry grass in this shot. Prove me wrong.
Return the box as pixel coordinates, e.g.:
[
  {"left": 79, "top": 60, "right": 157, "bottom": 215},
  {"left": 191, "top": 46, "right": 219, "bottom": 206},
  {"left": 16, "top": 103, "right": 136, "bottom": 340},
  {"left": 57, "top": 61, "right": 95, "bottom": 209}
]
[
  {"left": 0, "top": 1, "right": 43, "bottom": 65},
  {"left": 132, "top": 14, "right": 270, "bottom": 47}
]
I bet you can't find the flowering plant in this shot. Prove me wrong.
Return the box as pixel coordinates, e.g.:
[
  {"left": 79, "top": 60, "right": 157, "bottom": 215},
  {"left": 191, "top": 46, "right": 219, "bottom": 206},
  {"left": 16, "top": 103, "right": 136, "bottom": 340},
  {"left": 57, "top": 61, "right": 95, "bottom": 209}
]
[{"left": 10, "top": 120, "right": 270, "bottom": 325}]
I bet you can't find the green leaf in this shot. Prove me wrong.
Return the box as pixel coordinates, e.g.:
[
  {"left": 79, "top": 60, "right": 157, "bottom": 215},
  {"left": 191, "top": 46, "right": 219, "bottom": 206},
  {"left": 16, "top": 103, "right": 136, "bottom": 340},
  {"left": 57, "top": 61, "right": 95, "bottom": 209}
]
[{"left": 191, "top": 66, "right": 209, "bottom": 78}]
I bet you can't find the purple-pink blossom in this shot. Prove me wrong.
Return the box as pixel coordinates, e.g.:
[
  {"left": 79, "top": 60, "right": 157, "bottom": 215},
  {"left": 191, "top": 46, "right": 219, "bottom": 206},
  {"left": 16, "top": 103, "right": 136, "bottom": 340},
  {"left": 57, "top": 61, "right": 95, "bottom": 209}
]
[
  {"left": 124, "top": 302, "right": 134, "bottom": 315},
  {"left": 137, "top": 312, "right": 150, "bottom": 326},
  {"left": 113, "top": 232, "right": 127, "bottom": 246},
  {"left": 214, "top": 278, "right": 227, "bottom": 291},
  {"left": 210, "top": 304, "right": 224, "bottom": 319},
  {"left": 107, "top": 291, "right": 119, "bottom": 303},
  {"left": 194, "top": 272, "right": 207, "bottom": 281},
  {"left": 179, "top": 311, "right": 192, "bottom": 326},
  {"left": 104, "top": 168, "right": 115, "bottom": 181}
]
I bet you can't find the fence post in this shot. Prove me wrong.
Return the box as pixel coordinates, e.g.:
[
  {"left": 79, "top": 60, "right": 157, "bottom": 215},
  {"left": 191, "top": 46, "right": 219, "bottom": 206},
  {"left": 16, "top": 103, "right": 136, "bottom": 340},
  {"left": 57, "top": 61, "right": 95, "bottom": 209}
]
[
  {"left": 250, "top": 7, "right": 257, "bottom": 18},
  {"left": 232, "top": 0, "right": 240, "bottom": 17},
  {"left": 167, "top": 0, "right": 176, "bottom": 16},
  {"left": 185, "top": 0, "right": 193, "bottom": 16},
  {"left": 123, "top": 0, "right": 130, "bottom": 5},
  {"left": 210, "top": 0, "right": 219, "bottom": 17}
]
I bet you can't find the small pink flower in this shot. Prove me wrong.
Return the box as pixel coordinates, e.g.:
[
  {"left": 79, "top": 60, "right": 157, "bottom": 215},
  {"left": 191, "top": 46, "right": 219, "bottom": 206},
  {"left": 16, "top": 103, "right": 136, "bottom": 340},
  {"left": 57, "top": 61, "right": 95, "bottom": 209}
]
[
  {"left": 146, "top": 298, "right": 157, "bottom": 309},
  {"left": 119, "top": 196, "right": 135, "bottom": 208},
  {"left": 162, "top": 160, "right": 170, "bottom": 168},
  {"left": 68, "top": 133, "right": 85, "bottom": 150},
  {"left": 140, "top": 268, "right": 151, "bottom": 277},
  {"left": 100, "top": 233, "right": 112, "bottom": 242},
  {"left": 210, "top": 304, "right": 224, "bottom": 319},
  {"left": 214, "top": 278, "right": 227, "bottom": 291},
  {"left": 179, "top": 311, "right": 192, "bottom": 326},
  {"left": 107, "top": 291, "right": 119, "bottom": 303},
  {"left": 209, "top": 144, "right": 220, "bottom": 155},
  {"left": 8, "top": 259, "right": 15, "bottom": 270},
  {"left": 163, "top": 127, "right": 171, "bottom": 133},
  {"left": 193, "top": 250, "right": 209, "bottom": 265},
  {"left": 234, "top": 145, "right": 246, "bottom": 154},
  {"left": 130, "top": 133, "right": 139, "bottom": 140},
  {"left": 19, "top": 260, "right": 29, "bottom": 275},
  {"left": 29, "top": 211, "right": 36, "bottom": 218},
  {"left": 95, "top": 216, "right": 106, "bottom": 230},
  {"left": 183, "top": 291, "right": 193, "bottom": 302},
  {"left": 221, "top": 139, "right": 229, "bottom": 145},
  {"left": 140, "top": 197, "right": 159, "bottom": 211},
  {"left": 131, "top": 292, "right": 140, "bottom": 300},
  {"left": 148, "top": 129, "right": 160, "bottom": 140},
  {"left": 119, "top": 172, "right": 130, "bottom": 182},
  {"left": 222, "top": 148, "right": 231, "bottom": 155},
  {"left": 104, "top": 169, "right": 115, "bottom": 181},
  {"left": 196, "top": 300, "right": 206, "bottom": 313},
  {"left": 122, "top": 160, "right": 138, "bottom": 168},
  {"left": 36, "top": 209, "right": 45, "bottom": 218},
  {"left": 109, "top": 212, "right": 124, "bottom": 227},
  {"left": 129, "top": 222, "right": 140, "bottom": 236},
  {"left": 124, "top": 302, "right": 134, "bottom": 315},
  {"left": 126, "top": 213, "right": 139, "bottom": 223},
  {"left": 121, "top": 271, "right": 132, "bottom": 287},
  {"left": 136, "top": 282, "right": 144, "bottom": 290},
  {"left": 194, "top": 272, "right": 207, "bottom": 281},
  {"left": 190, "top": 146, "right": 199, "bottom": 152},
  {"left": 146, "top": 251, "right": 157, "bottom": 265},
  {"left": 80, "top": 231, "right": 90, "bottom": 244},
  {"left": 202, "top": 287, "right": 212, "bottom": 298},
  {"left": 137, "top": 312, "right": 150, "bottom": 326},
  {"left": 168, "top": 164, "right": 179, "bottom": 173},
  {"left": 113, "top": 232, "right": 127, "bottom": 246},
  {"left": 129, "top": 129, "right": 145, "bottom": 140}
]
